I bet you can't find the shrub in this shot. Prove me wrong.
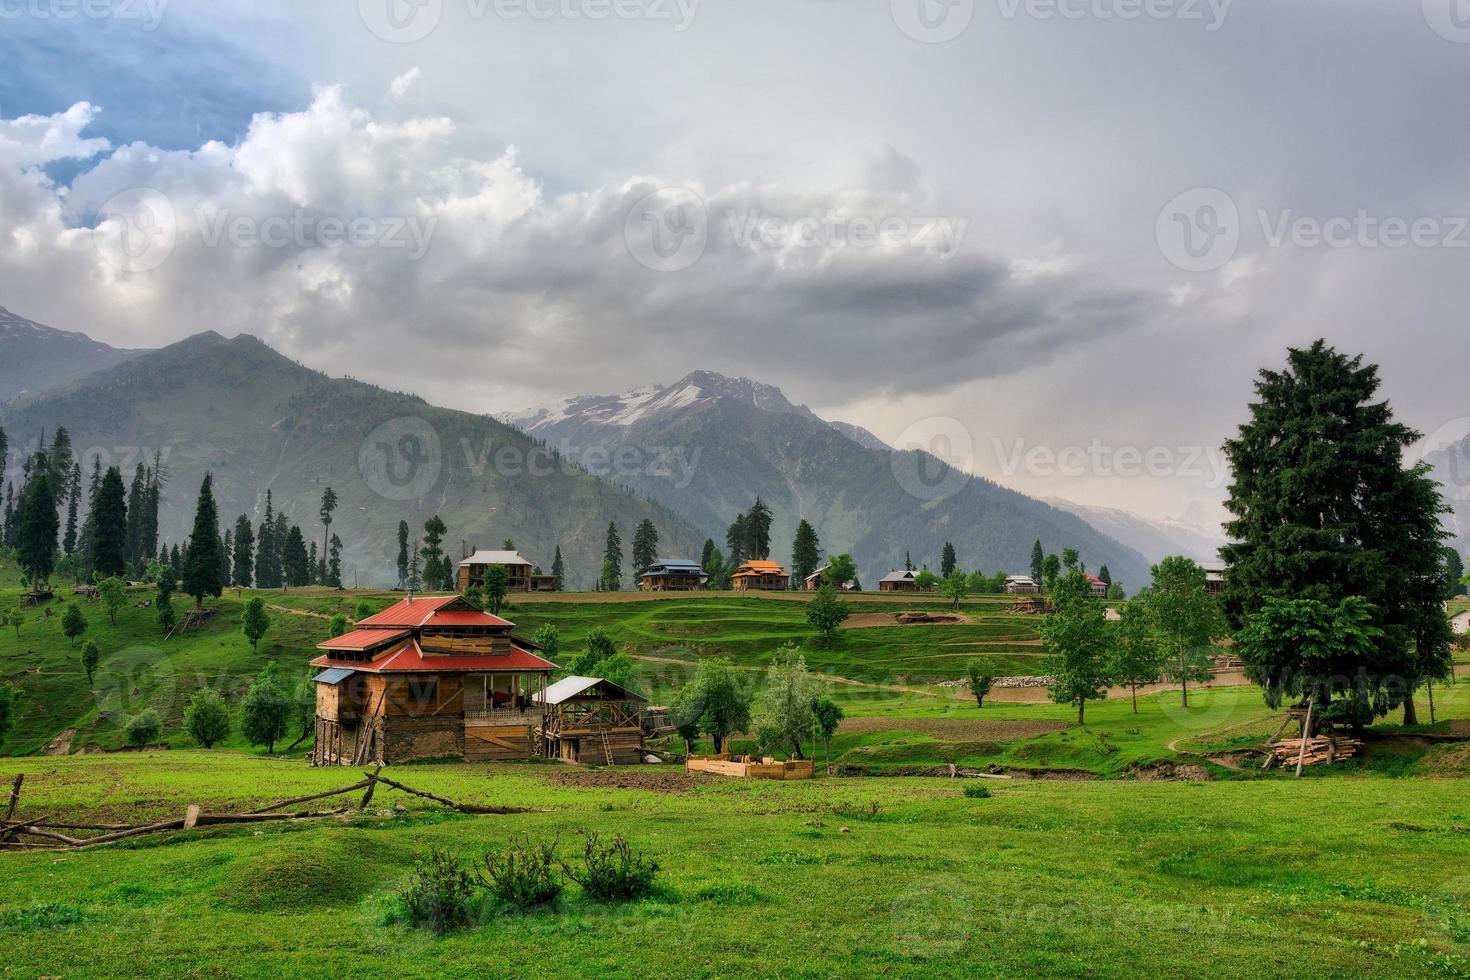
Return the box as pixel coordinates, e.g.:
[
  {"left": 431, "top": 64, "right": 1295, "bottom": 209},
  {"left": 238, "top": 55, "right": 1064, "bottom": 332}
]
[
  {"left": 479, "top": 835, "right": 562, "bottom": 909},
  {"left": 561, "top": 832, "right": 659, "bottom": 901},
  {"left": 184, "top": 688, "right": 231, "bottom": 748},
  {"left": 962, "top": 783, "right": 992, "bottom": 799},
  {"left": 400, "top": 847, "right": 476, "bottom": 935},
  {"left": 125, "top": 708, "right": 162, "bottom": 748}
]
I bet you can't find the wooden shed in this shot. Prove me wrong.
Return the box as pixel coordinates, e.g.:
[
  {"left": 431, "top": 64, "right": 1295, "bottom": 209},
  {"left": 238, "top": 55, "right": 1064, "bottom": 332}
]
[{"left": 535, "top": 676, "right": 648, "bottom": 765}]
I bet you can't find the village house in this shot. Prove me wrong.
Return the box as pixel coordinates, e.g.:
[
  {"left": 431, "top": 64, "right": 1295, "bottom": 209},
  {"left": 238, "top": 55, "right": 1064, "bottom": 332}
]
[
  {"left": 731, "top": 559, "right": 790, "bottom": 591},
  {"left": 310, "top": 594, "right": 557, "bottom": 766},
  {"left": 804, "top": 566, "right": 859, "bottom": 591},
  {"left": 878, "top": 569, "right": 919, "bottom": 592},
  {"left": 639, "top": 558, "right": 708, "bottom": 591},
  {"left": 535, "top": 676, "right": 648, "bottom": 765},
  {"left": 1004, "top": 574, "right": 1040, "bottom": 595},
  {"left": 1086, "top": 574, "right": 1108, "bottom": 597},
  {"left": 1451, "top": 608, "right": 1470, "bottom": 635},
  {"left": 456, "top": 549, "right": 558, "bottom": 593},
  {"left": 1201, "top": 560, "right": 1226, "bottom": 594}
]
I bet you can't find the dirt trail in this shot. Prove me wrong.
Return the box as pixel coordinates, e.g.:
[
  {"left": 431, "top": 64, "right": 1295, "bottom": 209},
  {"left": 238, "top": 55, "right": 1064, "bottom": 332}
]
[
  {"left": 265, "top": 603, "right": 332, "bottom": 620},
  {"left": 627, "top": 652, "right": 944, "bottom": 699}
]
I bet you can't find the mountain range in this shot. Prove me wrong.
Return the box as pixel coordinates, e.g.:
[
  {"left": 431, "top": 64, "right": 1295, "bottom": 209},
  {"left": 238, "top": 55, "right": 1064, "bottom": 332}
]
[
  {"left": 0, "top": 306, "right": 143, "bottom": 404},
  {"left": 506, "top": 371, "right": 1156, "bottom": 590}
]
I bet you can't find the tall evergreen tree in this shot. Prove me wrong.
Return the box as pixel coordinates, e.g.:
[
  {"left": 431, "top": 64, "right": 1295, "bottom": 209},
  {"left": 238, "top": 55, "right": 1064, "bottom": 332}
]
[
  {"left": 170, "top": 543, "right": 182, "bottom": 575},
  {"left": 746, "top": 497, "right": 773, "bottom": 559},
  {"left": 307, "top": 541, "right": 319, "bottom": 584},
  {"left": 232, "top": 515, "right": 254, "bottom": 587},
  {"left": 16, "top": 453, "right": 59, "bottom": 588},
  {"left": 2, "top": 481, "right": 15, "bottom": 550},
  {"left": 550, "top": 545, "right": 565, "bottom": 591},
  {"left": 631, "top": 518, "right": 660, "bottom": 577},
  {"left": 1097, "top": 564, "right": 1112, "bottom": 588},
  {"left": 48, "top": 427, "right": 73, "bottom": 511},
  {"left": 790, "top": 519, "right": 821, "bottom": 586},
  {"left": 602, "top": 522, "right": 623, "bottom": 591},
  {"left": 124, "top": 463, "right": 146, "bottom": 565},
  {"left": 92, "top": 466, "right": 129, "bottom": 578},
  {"left": 420, "top": 516, "right": 447, "bottom": 590},
  {"left": 62, "top": 462, "right": 81, "bottom": 555},
  {"left": 271, "top": 510, "right": 289, "bottom": 588},
  {"left": 182, "top": 474, "right": 223, "bottom": 610},
  {"left": 701, "top": 538, "right": 716, "bottom": 568},
  {"left": 940, "top": 541, "right": 957, "bottom": 578},
  {"left": 282, "top": 525, "right": 309, "bottom": 587},
  {"left": 1030, "top": 539, "right": 1044, "bottom": 582},
  {"left": 0, "top": 426, "right": 6, "bottom": 482},
  {"left": 328, "top": 533, "right": 343, "bottom": 588},
  {"left": 725, "top": 514, "right": 748, "bottom": 565},
  {"left": 904, "top": 551, "right": 914, "bottom": 572},
  {"left": 255, "top": 491, "right": 277, "bottom": 589},
  {"left": 1221, "top": 340, "right": 1453, "bottom": 726},
  {"left": 318, "top": 486, "right": 338, "bottom": 582},
  {"left": 396, "top": 520, "right": 410, "bottom": 588},
  {"left": 220, "top": 529, "right": 233, "bottom": 589}
]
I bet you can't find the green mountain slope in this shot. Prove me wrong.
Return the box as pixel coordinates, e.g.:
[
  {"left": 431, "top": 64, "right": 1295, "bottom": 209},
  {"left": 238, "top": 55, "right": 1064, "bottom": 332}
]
[
  {"left": 0, "top": 332, "right": 705, "bottom": 587},
  {"left": 0, "top": 306, "right": 144, "bottom": 403}
]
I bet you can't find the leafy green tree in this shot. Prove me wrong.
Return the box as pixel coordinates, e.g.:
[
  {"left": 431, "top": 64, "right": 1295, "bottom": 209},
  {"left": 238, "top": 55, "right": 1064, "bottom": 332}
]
[
  {"left": 1110, "top": 603, "right": 1164, "bottom": 713},
  {"left": 670, "top": 658, "right": 751, "bottom": 754},
  {"left": 184, "top": 688, "right": 231, "bottom": 748},
  {"left": 599, "top": 557, "right": 620, "bottom": 593},
  {"left": 1030, "top": 539, "right": 1045, "bottom": 583},
  {"left": 79, "top": 639, "right": 100, "bottom": 686},
  {"left": 1061, "top": 548, "right": 1080, "bottom": 571},
  {"left": 156, "top": 572, "right": 176, "bottom": 634},
  {"left": 16, "top": 455, "right": 60, "bottom": 587},
  {"left": 1220, "top": 339, "right": 1452, "bottom": 725},
  {"left": 484, "top": 565, "right": 510, "bottom": 614},
  {"left": 0, "top": 683, "right": 21, "bottom": 742},
  {"left": 791, "top": 520, "right": 821, "bottom": 587},
  {"left": 940, "top": 542, "right": 958, "bottom": 578},
  {"left": 631, "top": 518, "right": 660, "bottom": 578},
  {"left": 550, "top": 546, "right": 565, "bottom": 591},
  {"left": 97, "top": 576, "right": 125, "bottom": 626},
  {"left": 1106, "top": 582, "right": 1126, "bottom": 600},
  {"left": 805, "top": 585, "right": 851, "bottom": 647},
  {"left": 241, "top": 662, "right": 291, "bottom": 753},
  {"left": 1040, "top": 553, "right": 1061, "bottom": 591},
  {"left": 940, "top": 570, "right": 969, "bottom": 610},
  {"left": 531, "top": 623, "right": 560, "bottom": 661},
  {"left": 825, "top": 553, "right": 858, "bottom": 590},
  {"left": 1041, "top": 570, "right": 1113, "bottom": 724},
  {"left": 354, "top": 600, "right": 375, "bottom": 622},
  {"left": 754, "top": 646, "right": 818, "bottom": 758},
  {"left": 812, "top": 696, "right": 844, "bottom": 768},
  {"left": 327, "top": 613, "right": 348, "bottom": 638},
  {"left": 965, "top": 660, "right": 993, "bottom": 708},
  {"left": 125, "top": 708, "right": 161, "bottom": 748},
  {"left": 570, "top": 627, "right": 619, "bottom": 675},
  {"left": 913, "top": 569, "right": 939, "bottom": 592},
  {"left": 1145, "top": 556, "right": 1224, "bottom": 707},
  {"left": 241, "top": 596, "right": 270, "bottom": 652},
  {"left": 61, "top": 602, "right": 87, "bottom": 646},
  {"left": 7, "top": 608, "right": 22, "bottom": 637}
]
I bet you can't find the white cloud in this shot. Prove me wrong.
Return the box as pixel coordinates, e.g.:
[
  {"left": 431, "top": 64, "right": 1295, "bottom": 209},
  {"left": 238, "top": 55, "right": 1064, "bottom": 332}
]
[{"left": 388, "top": 67, "right": 422, "bottom": 102}]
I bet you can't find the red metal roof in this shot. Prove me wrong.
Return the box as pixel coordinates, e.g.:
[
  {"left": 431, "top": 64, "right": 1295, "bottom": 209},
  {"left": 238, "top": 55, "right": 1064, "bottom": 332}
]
[
  {"left": 317, "top": 628, "right": 411, "bottom": 651},
  {"left": 421, "top": 610, "right": 513, "bottom": 628},
  {"left": 312, "top": 640, "right": 557, "bottom": 674},
  {"left": 356, "top": 594, "right": 513, "bottom": 629}
]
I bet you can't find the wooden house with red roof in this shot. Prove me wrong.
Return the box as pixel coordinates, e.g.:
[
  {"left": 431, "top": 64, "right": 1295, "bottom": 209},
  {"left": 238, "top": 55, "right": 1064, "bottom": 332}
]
[
  {"left": 731, "top": 559, "right": 790, "bottom": 591},
  {"left": 310, "top": 594, "right": 558, "bottom": 766}
]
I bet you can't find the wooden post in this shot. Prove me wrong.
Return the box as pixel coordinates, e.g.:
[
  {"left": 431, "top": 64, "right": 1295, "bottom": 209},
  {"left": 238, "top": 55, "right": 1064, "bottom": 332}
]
[
  {"left": 1295, "top": 698, "right": 1314, "bottom": 777},
  {"left": 5, "top": 774, "right": 21, "bottom": 823},
  {"left": 1428, "top": 679, "right": 1437, "bottom": 726}
]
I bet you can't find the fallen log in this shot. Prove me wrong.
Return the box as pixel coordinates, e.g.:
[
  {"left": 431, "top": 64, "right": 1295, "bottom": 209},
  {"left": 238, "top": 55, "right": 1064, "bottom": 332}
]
[
  {"left": 249, "top": 779, "right": 371, "bottom": 814},
  {"left": 364, "top": 772, "right": 534, "bottom": 814}
]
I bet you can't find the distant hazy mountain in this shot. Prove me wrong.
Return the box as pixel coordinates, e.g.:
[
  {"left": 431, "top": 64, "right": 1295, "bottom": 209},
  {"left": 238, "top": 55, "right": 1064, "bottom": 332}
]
[
  {"left": 1, "top": 332, "right": 706, "bottom": 587},
  {"left": 1421, "top": 436, "right": 1470, "bottom": 558},
  {"left": 1042, "top": 498, "right": 1225, "bottom": 568},
  {"left": 0, "top": 306, "right": 144, "bottom": 404},
  {"left": 505, "top": 371, "right": 1153, "bottom": 588}
]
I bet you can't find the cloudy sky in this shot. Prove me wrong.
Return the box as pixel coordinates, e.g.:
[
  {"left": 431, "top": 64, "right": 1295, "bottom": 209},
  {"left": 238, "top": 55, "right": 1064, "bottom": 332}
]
[{"left": 2, "top": 0, "right": 1468, "bottom": 529}]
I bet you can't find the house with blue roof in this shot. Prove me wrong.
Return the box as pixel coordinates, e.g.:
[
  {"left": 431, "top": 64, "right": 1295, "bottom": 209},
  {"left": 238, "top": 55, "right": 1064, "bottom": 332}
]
[{"left": 639, "top": 558, "right": 709, "bottom": 592}]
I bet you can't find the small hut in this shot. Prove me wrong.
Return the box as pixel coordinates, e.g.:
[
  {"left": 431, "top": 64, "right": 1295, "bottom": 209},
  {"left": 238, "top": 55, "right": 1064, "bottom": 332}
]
[{"left": 535, "top": 676, "right": 648, "bottom": 765}]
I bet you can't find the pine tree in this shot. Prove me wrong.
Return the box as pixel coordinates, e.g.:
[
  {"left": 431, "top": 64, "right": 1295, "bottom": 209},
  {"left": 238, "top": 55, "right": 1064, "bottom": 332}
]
[
  {"left": 62, "top": 462, "right": 80, "bottom": 555},
  {"left": 256, "top": 491, "right": 277, "bottom": 589},
  {"left": 791, "top": 519, "right": 821, "bottom": 586},
  {"left": 2, "top": 481, "right": 14, "bottom": 550},
  {"left": 221, "top": 529, "right": 233, "bottom": 589},
  {"left": 318, "top": 486, "right": 337, "bottom": 582},
  {"left": 271, "top": 511, "right": 288, "bottom": 587},
  {"left": 140, "top": 453, "right": 163, "bottom": 561},
  {"left": 92, "top": 466, "right": 129, "bottom": 579},
  {"left": 1030, "top": 540, "right": 1044, "bottom": 583},
  {"left": 328, "top": 533, "right": 343, "bottom": 588},
  {"left": 232, "top": 515, "right": 254, "bottom": 587},
  {"left": 602, "top": 522, "right": 623, "bottom": 591},
  {"left": 941, "top": 542, "right": 957, "bottom": 578},
  {"left": 1098, "top": 564, "right": 1112, "bottom": 588},
  {"left": 48, "top": 427, "right": 72, "bottom": 511},
  {"left": 170, "top": 543, "right": 182, "bottom": 575},
  {"left": 125, "top": 463, "right": 146, "bottom": 566},
  {"left": 0, "top": 426, "right": 6, "bottom": 484},
  {"left": 725, "top": 514, "right": 747, "bottom": 565},
  {"left": 182, "top": 474, "right": 223, "bottom": 611},
  {"left": 904, "top": 551, "right": 914, "bottom": 572},
  {"left": 420, "top": 516, "right": 447, "bottom": 590},
  {"left": 282, "top": 525, "right": 309, "bottom": 587},
  {"left": 631, "top": 518, "right": 660, "bottom": 577},
  {"left": 406, "top": 547, "right": 422, "bottom": 592},
  {"left": 16, "top": 453, "right": 60, "bottom": 588},
  {"left": 396, "top": 520, "right": 410, "bottom": 588},
  {"left": 308, "top": 541, "right": 319, "bottom": 584},
  {"left": 550, "top": 545, "right": 565, "bottom": 591},
  {"left": 701, "top": 538, "right": 715, "bottom": 568},
  {"left": 747, "top": 498, "right": 773, "bottom": 559}
]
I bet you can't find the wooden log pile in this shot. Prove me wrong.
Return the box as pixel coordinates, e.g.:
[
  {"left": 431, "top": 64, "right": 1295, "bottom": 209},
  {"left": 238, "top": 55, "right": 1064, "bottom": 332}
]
[
  {"left": 1261, "top": 736, "right": 1361, "bottom": 770},
  {"left": 0, "top": 769, "right": 533, "bottom": 852}
]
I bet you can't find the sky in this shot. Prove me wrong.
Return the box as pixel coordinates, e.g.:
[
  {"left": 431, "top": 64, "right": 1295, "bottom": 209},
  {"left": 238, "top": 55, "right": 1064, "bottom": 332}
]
[{"left": 1, "top": 0, "right": 1468, "bottom": 531}]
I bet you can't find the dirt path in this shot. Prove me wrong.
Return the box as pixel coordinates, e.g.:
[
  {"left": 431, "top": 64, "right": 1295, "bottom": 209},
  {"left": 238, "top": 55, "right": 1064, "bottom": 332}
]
[
  {"left": 626, "top": 652, "right": 945, "bottom": 699},
  {"left": 265, "top": 603, "right": 332, "bottom": 620}
]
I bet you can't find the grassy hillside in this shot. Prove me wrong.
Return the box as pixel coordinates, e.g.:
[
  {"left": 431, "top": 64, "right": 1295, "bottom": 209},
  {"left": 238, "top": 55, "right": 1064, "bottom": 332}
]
[{"left": 1, "top": 754, "right": 1469, "bottom": 977}]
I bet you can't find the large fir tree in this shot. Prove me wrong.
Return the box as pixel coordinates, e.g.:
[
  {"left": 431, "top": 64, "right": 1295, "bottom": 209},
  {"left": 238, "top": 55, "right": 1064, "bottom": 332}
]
[
  {"left": 232, "top": 515, "right": 255, "bottom": 587},
  {"left": 790, "top": 519, "right": 821, "bottom": 586},
  {"left": 16, "top": 453, "right": 60, "bottom": 588},
  {"left": 91, "top": 466, "right": 129, "bottom": 579},
  {"left": 631, "top": 518, "right": 660, "bottom": 577},
  {"left": 602, "top": 522, "right": 623, "bottom": 591},
  {"left": 182, "top": 474, "right": 223, "bottom": 610}
]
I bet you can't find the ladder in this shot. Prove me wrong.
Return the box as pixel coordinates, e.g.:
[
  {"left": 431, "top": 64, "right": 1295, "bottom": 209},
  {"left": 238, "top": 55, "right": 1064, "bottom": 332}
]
[{"left": 598, "top": 727, "right": 614, "bottom": 766}]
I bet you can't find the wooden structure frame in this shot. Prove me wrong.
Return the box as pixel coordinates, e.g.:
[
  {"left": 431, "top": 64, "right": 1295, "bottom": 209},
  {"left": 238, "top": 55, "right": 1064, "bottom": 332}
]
[
  {"left": 686, "top": 755, "right": 815, "bottom": 780},
  {"left": 535, "top": 676, "right": 647, "bottom": 765}
]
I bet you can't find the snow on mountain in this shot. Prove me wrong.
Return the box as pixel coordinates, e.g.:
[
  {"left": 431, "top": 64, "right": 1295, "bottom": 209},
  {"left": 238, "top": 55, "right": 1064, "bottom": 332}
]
[
  {"left": 1042, "top": 497, "right": 1226, "bottom": 567},
  {"left": 505, "top": 370, "right": 808, "bottom": 433},
  {"left": 0, "top": 306, "right": 146, "bottom": 404}
]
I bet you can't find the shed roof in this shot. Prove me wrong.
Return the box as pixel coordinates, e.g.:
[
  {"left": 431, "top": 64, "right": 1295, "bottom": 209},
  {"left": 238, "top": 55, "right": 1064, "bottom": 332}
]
[
  {"left": 878, "top": 569, "right": 917, "bottom": 583},
  {"left": 318, "top": 628, "right": 411, "bottom": 651},
  {"left": 312, "top": 640, "right": 557, "bottom": 674},
  {"left": 312, "top": 667, "right": 356, "bottom": 685},
  {"left": 356, "top": 595, "right": 513, "bottom": 629},
  {"left": 535, "top": 675, "right": 648, "bottom": 705},
  {"left": 458, "top": 550, "right": 533, "bottom": 567},
  {"left": 734, "top": 559, "right": 786, "bottom": 575}
]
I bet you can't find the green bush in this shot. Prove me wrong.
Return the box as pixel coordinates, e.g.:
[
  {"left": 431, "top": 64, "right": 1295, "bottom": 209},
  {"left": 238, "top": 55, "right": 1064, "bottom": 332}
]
[
  {"left": 962, "top": 783, "right": 992, "bottom": 799},
  {"left": 400, "top": 848, "right": 476, "bottom": 935},
  {"left": 479, "top": 835, "right": 562, "bottom": 909},
  {"left": 125, "top": 709, "right": 162, "bottom": 748},
  {"left": 184, "top": 688, "right": 231, "bottom": 748},
  {"left": 561, "top": 832, "right": 659, "bottom": 901}
]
